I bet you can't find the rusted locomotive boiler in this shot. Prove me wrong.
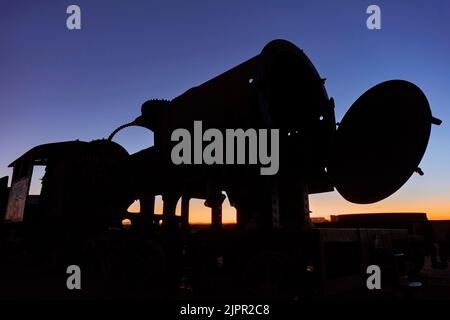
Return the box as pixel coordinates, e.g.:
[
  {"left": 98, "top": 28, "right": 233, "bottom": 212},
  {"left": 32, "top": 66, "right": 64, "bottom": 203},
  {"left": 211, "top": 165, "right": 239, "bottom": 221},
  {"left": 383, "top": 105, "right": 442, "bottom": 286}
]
[{"left": 112, "top": 39, "right": 439, "bottom": 234}]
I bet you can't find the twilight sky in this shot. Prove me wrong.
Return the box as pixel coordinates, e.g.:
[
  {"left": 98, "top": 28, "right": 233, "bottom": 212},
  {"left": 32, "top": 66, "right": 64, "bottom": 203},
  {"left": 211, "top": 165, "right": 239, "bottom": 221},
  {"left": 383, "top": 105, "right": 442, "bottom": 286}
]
[{"left": 1, "top": 0, "right": 449, "bottom": 221}]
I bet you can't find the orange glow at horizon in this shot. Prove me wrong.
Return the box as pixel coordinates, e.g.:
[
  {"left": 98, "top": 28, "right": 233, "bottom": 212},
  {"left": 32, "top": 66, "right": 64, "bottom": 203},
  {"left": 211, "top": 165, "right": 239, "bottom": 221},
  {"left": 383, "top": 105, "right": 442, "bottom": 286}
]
[
  {"left": 126, "top": 189, "right": 450, "bottom": 222},
  {"left": 309, "top": 192, "right": 450, "bottom": 221},
  {"left": 186, "top": 197, "right": 237, "bottom": 224},
  {"left": 127, "top": 194, "right": 237, "bottom": 224}
]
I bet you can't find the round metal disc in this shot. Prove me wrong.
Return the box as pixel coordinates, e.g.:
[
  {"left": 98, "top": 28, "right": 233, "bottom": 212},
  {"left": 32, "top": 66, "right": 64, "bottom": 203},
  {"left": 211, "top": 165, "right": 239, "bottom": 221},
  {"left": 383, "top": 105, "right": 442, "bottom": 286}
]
[{"left": 328, "top": 80, "right": 432, "bottom": 204}]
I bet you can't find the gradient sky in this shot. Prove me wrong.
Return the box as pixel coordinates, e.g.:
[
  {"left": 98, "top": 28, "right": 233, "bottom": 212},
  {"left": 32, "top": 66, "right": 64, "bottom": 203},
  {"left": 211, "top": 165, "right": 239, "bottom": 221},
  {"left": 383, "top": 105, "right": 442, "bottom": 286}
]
[{"left": 1, "top": 0, "right": 449, "bottom": 221}]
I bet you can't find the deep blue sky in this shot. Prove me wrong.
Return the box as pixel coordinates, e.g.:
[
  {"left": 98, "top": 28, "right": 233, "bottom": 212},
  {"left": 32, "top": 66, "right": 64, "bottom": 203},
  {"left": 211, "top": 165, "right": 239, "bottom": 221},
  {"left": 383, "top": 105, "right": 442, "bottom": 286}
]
[{"left": 1, "top": 0, "right": 449, "bottom": 218}]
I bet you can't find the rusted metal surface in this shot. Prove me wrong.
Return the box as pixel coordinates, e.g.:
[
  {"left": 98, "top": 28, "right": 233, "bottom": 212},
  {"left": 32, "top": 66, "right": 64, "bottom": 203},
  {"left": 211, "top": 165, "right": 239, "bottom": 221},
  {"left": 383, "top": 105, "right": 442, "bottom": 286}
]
[
  {"left": 5, "top": 176, "right": 30, "bottom": 222},
  {"left": 0, "top": 176, "right": 8, "bottom": 223}
]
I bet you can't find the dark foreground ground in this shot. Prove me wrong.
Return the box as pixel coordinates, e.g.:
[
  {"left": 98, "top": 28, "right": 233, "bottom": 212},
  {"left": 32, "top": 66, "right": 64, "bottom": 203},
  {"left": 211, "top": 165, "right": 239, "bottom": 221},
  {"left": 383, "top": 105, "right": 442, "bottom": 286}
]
[
  {"left": 0, "top": 252, "right": 448, "bottom": 301},
  {"left": 411, "top": 257, "right": 450, "bottom": 300},
  {"left": 0, "top": 224, "right": 448, "bottom": 300}
]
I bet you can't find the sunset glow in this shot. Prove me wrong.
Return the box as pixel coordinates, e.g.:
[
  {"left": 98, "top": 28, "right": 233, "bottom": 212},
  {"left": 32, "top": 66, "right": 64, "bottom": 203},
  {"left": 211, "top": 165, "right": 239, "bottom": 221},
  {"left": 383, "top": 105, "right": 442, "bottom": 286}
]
[
  {"left": 126, "top": 195, "right": 237, "bottom": 224},
  {"left": 126, "top": 190, "right": 449, "bottom": 223},
  {"left": 2, "top": 1, "right": 450, "bottom": 225}
]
